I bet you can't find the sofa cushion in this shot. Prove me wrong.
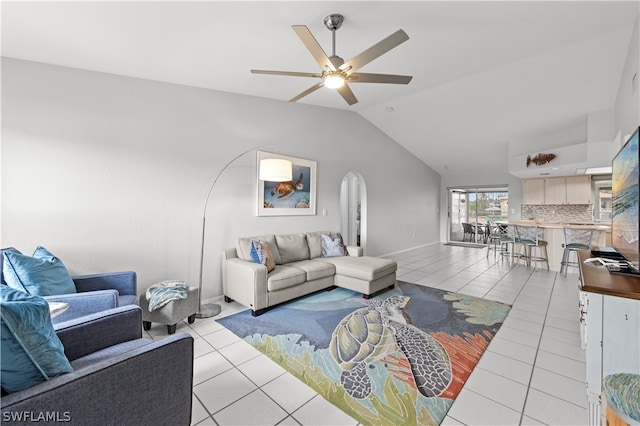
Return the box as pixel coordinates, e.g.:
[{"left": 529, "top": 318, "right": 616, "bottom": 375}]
[
  {"left": 320, "top": 256, "right": 397, "bottom": 281},
  {"left": 250, "top": 240, "right": 276, "bottom": 272},
  {"left": 275, "top": 233, "right": 310, "bottom": 264},
  {"left": 305, "top": 232, "right": 332, "bottom": 259},
  {"left": 0, "top": 286, "right": 73, "bottom": 393},
  {"left": 266, "top": 265, "right": 307, "bottom": 291},
  {"left": 286, "top": 259, "right": 336, "bottom": 282},
  {"left": 321, "top": 233, "right": 348, "bottom": 257},
  {"left": 236, "top": 235, "right": 282, "bottom": 265},
  {"left": 3, "top": 246, "right": 77, "bottom": 296}
]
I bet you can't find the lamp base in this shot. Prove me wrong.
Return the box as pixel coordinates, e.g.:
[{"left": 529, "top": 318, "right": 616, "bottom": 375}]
[{"left": 196, "top": 303, "right": 222, "bottom": 319}]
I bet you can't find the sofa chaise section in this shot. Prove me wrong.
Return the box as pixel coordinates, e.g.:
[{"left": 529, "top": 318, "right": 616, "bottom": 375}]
[{"left": 320, "top": 255, "right": 397, "bottom": 298}]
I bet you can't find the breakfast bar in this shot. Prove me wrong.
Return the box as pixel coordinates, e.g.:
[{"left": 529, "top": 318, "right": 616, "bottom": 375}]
[{"left": 507, "top": 221, "right": 611, "bottom": 272}]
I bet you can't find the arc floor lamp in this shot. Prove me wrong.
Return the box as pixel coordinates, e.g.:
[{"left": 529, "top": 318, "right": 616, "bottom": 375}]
[{"left": 196, "top": 145, "right": 292, "bottom": 318}]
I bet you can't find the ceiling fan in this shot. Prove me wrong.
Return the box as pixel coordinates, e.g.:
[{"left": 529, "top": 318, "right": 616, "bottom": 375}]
[{"left": 251, "top": 14, "right": 413, "bottom": 106}]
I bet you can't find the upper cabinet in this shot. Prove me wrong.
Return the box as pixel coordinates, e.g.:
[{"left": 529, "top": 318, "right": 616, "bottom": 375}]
[
  {"left": 523, "top": 176, "right": 592, "bottom": 204},
  {"left": 566, "top": 175, "right": 592, "bottom": 204},
  {"left": 544, "top": 177, "right": 567, "bottom": 204},
  {"left": 523, "top": 179, "right": 545, "bottom": 204}
]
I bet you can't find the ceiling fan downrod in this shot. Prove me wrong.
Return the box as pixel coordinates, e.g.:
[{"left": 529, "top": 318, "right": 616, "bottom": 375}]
[{"left": 324, "top": 14, "right": 344, "bottom": 60}]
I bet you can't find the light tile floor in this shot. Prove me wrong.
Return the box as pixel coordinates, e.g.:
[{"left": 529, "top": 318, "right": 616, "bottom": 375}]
[{"left": 144, "top": 243, "right": 588, "bottom": 425}]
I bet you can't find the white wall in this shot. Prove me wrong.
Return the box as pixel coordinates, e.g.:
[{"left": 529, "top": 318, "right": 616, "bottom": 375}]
[
  {"left": 614, "top": 15, "right": 639, "bottom": 138},
  {"left": 1, "top": 58, "right": 441, "bottom": 302}
]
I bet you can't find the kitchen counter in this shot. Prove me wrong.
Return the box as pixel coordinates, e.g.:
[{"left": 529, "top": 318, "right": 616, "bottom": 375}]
[{"left": 508, "top": 220, "right": 611, "bottom": 231}]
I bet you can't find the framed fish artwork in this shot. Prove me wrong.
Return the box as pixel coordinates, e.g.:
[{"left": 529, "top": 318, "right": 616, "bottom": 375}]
[{"left": 257, "top": 151, "right": 317, "bottom": 216}]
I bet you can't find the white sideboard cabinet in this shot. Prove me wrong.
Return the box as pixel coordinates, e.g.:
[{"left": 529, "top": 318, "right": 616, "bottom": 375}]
[{"left": 579, "top": 251, "right": 640, "bottom": 426}]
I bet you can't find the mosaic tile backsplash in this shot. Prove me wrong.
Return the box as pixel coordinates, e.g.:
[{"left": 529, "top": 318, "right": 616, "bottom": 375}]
[{"left": 521, "top": 204, "right": 594, "bottom": 222}]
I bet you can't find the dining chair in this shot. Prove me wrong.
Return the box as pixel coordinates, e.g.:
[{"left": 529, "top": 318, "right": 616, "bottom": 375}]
[
  {"left": 472, "top": 223, "right": 486, "bottom": 243},
  {"left": 462, "top": 223, "right": 474, "bottom": 242}
]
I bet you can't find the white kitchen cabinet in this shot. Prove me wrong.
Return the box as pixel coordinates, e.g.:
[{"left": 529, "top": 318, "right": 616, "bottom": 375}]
[
  {"left": 523, "top": 178, "right": 545, "bottom": 204},
  {"left": 544, "top": 177, "right": 567, "bottom": 204},
  {"left": 566, "top": 175, "right": 593, "bottom": 204},
  {"left": 523, "top": 176, "right": 593, "bottom": 204}
]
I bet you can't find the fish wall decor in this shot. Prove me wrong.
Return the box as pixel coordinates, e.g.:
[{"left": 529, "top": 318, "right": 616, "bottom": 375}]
[{"left": 526, "top": 153, "right": 556, "bottom": 167}]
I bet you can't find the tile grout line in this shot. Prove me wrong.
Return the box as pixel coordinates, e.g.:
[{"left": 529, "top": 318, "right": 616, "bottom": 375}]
[{"left": 517, "top": 270, "right": 559, "bottom": 425}]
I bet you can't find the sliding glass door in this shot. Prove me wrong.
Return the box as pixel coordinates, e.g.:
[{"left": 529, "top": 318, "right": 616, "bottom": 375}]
[{"left": 448, "top": 186, "right": 509, "bottom": 244}]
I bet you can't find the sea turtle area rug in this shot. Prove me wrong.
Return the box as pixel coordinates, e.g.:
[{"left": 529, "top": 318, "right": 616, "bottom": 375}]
[{"left": 217, "top": 281, "right": 511, "bottom": 425}]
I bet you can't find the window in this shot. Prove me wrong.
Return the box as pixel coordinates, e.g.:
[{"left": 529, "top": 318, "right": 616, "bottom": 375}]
[
  {"left": 448, "top": 186, "right": 508, "bottom": 244},
  {"left": 595, "top": 182, "right": 612, "bottom": 221}
]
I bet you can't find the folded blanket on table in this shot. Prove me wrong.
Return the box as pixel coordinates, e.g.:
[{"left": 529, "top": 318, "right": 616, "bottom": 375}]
[{"left": 145, "top": 280, "right": 188, "bottom": 312}]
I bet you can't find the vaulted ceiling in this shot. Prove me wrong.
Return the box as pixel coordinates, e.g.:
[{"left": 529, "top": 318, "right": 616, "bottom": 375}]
[{"left": 2, "top": 1, "right": 638, "bottom": 178}]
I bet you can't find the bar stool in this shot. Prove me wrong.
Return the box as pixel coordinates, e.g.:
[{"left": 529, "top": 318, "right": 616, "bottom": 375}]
[
  {"left": 515, "top": 225, "right": 549, "bottom": 270},
  {"left": 560, "top": 227, "right": 593, "bottom": 276},
  {"left": 487, "top": 223, "right": 515, "bottom": 259},
  {"left": 486, "top": 222, "right": 503, "bottom": 257},
  {"left": 500, "top": 224, "right": 518, "bottom": 262}
]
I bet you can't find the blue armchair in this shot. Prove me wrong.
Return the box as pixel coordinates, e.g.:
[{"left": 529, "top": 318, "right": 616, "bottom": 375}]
[
  {"left": 0, "top": 305, "right": 194, "bottom": 425},
  {"left": 1, "top": 247, "right": 137, "bottom": 324},
  {"left": 47, "top": 271, "right": 138, "bottom": 324}
]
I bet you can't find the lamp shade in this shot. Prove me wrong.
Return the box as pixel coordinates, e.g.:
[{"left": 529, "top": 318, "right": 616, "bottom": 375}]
[{"left": 259, "top": 158, "right": 292, "bottom": 182}]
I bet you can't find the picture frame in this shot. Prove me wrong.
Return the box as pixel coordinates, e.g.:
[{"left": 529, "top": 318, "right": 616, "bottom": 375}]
[{"left": 257, "top": 151, "right": 316, "bottom": 216}]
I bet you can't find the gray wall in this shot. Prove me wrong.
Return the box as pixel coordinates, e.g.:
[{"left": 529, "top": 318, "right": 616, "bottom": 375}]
[{"left": 1, "top": 58, "right": 441, "bottom": 301}]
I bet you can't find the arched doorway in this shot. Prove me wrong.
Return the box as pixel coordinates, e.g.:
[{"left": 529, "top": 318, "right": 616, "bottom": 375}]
[{"left": 340, "top": 172, "right": 367, "bottom": 253}]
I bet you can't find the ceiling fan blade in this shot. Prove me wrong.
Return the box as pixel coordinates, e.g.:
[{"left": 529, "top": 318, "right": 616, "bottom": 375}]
[
  {"left": 340, "top": 29, "right": 409, "bottom": 74},
  {"left": 289, "top": 82, "right": 324, "bottom": 103},
  {"left": 337, "top": 83, "right": 358, "bottom": 106},
  {"left": 348, "top": 72, "right": 413, "bottom": 84},
  {"left": 251, "top": 70, "right": 322, "bottom": 78},
  {"left": 292, "top": 25, "right": 336, "bottom": 72}
]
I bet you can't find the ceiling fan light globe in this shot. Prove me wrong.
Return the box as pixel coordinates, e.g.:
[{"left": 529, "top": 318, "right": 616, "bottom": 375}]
[{"left": 324, "top": 74, "right": 345, "bottom": 89}]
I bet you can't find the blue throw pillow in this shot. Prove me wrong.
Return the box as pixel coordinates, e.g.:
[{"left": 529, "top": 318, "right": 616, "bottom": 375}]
[
  {"left": 250, "top": 240, "right": 276, "bottom": 272},
  {"left": 0, "top": 286, "right": 73, "bottom": 393},
  {"left": 0, "top": 247, "right": 21, "bottom": 286},
  {"left": 321, "top": 233, "right": 349, "bottom": 257},
  {"left": 3, "top": 246, "right": 76, "bottom": 296}
]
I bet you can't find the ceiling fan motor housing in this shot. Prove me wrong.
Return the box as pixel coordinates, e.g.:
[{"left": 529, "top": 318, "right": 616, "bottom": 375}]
[{"left": 329, "top": 56, "right": 345, "bottom": 68}]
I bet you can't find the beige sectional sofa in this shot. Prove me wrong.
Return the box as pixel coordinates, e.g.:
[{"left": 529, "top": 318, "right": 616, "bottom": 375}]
[{"left": 222, "top": 231, "right": 397, "bottom": 316}]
